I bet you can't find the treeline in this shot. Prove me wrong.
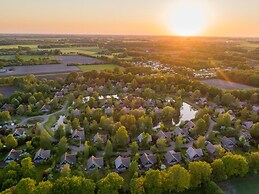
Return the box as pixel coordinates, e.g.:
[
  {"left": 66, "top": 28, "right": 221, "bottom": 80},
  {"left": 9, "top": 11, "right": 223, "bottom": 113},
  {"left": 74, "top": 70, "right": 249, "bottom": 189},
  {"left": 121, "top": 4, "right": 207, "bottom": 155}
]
[
  {"left": 2, "top": 152, "right": 259, "bottom": 194},
  {"left": 217, "top": 69, "right": 259, "bottom": 87}
]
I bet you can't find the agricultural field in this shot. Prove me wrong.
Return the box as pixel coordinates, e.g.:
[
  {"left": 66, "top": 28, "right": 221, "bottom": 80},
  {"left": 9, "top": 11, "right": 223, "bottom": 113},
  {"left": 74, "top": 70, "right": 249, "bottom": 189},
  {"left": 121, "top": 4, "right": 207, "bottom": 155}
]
[
  {"left": 0, "top": 44, "right": 38, "bottom": 49},
  {"left": 59, "top": 47, "right": 104, "bottom": 57},
  {"left": 0, "top": 86, "right": 16, "bottom": 97},
  {"left": 78, "top": 64, "right": 122, "bottom": 72},
  {"left": 18, "top": 55, "right": 56, "bottom": 61},
  {"left": 200, "top": 79, "right": 257, "bottom": 90}
]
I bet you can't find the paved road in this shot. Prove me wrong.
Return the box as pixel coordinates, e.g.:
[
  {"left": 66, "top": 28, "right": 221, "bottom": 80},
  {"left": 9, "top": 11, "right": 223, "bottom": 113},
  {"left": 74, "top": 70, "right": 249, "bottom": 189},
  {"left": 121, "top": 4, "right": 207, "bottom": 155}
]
[{"left": 18, "top": 101, "right": 69, "bottom": 129}]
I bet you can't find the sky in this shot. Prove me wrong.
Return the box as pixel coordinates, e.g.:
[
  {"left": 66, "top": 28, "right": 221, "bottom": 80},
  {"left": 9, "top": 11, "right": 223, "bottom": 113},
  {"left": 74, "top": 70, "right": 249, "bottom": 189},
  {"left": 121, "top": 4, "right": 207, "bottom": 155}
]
[{"left": 1, "top": 0, "right": 259, "bottom": 37}]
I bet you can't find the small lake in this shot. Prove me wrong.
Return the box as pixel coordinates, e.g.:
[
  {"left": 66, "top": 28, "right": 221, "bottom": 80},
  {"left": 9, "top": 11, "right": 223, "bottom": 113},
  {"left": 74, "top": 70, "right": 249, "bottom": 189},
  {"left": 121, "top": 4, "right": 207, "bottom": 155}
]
[{"left": 173, "top": 102, "right": 197, "bottom": 125}]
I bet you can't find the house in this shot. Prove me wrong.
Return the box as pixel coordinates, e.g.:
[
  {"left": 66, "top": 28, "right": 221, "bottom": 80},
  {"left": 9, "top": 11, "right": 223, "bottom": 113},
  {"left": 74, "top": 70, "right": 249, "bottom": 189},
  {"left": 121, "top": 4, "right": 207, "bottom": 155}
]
[
  {"left": 69, "top": 83, "right": 75, "bottom": 90},
  {"left": 55, "top": 92, "right": 63, "bottom": 99},
  {"left": 86, "top": 156, "right": 104, "bottom": 171},
  {"left": 104, "top": 107, "right": 113, "bottom": 115},
  {"left": 122, "top": 87, "right": 128, "bottom": 92},
  {"left": 98, "top": 86, "right": 104, "bottom": 92},
  {"left": 156, "top": 130, "right": 172, "bottom": 141},
  {"left": 60, "top": 152, "right": 77, "bottom": 166},
  {"left": 4, "top": 149, "right": 22, "bottom": 163},
  {"left": 222, "top": 136, "right": 236, "bottom": 151},
  {"left": 242, "top": 121, "right": 254, "bottom": 130},
  {"left": 121, "top": 107, "right": 130, "bottom": 114},
  {"left": 184, "top": 121, "right": 195, "bottom": 129},
  {"left": 252, "top": 105, "right": 259, "bottom": 112},
  {"left": 140, "top": 153, "right": 157, "bottom": 168},
  {"left": 114, "top": 156, "right": 131, "bottom": 172},
  {"left": 34, "top": 149, "right": 51, "bottom": 163},
  {"left": 1, "top": 104, "right": 14, "bottom": 112},
  {"left": 87, "top": 87, "right": 94, "bottom": 93},
  {"left": 205, "top": 142, "right": 216, "bottom": 156},
  {"left": 216, "top": 108, "right": 225, "bottom": 115},
  {"left": 164, "top": 150, "right": 182, "bottom": 166},
  {"left": 186, "top": 147, "right": 203, "bottom": 161},
  {"left": 138, "top": 106, "right": 146, "bottom": 113},
  {"left": 40, "top": 104, "right": 51, "bottom": 113},
  {"left": 146, "top": 99, "right": 156, "bottom": 107},
  {"left": 74, "top": 109, "right": 81, "bottom": 117},
  {"left": 137, "top": 133, "right": 152, "bottom": 144},
  {"left": 12, "top": 128, "right": 26, "bottom": 139},
  {"left": 71, "top": 130, "right": 85, "bottom": 141},
  {"left": 198, "top": 98, "right": 208, "bottom": 105},
  {"left": 172, "top": 127, "right": 189, "bottom": 137},
  {"left": 154, "top": 107, "right": 162, "bottom": 114},
  {"left": 238, "top": 131, "right": 252, "bottom": 141},
  {"left": 93, "top": 133, "right": 107, "bottom": 144}
]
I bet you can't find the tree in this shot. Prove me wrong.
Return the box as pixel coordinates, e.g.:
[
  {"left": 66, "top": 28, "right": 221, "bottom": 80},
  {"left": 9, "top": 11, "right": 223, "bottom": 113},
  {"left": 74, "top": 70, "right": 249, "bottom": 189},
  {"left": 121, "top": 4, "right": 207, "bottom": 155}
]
[
  {"left": 217, "top": 113, "right": 232, "bottom": 128},
  {"left": 21, "top": 157, "right": 35, "bottom": 178},
  {"left": 144, "top": 170, "right": 162, "bottom": 194},
  {"left": 156, "top": 138, "right": 167, "bottom": 152},
  {"left": 0, "top": 111, "right": 11, "bottom": 124},
  {"left": 189, "top": 161, "right": 212, "bottom": 188},
  {"left": 129, "top": 160, "right": 139, "bottom": 178},
  {"left": 114, "top": 126, "right": 129, "bottom": 148},
  {"left": 175, "top": 134, "right": 183, "bottom": 151},
  {"left": 60, "top": 164, "right": 71, "bottom": 177},
  {"left": 194, "top": 118, "right": 207, "bottom": 135},
  {"left": 129, "top": 141, "right": 139, "bottom": 155},
  {"left": 14, "top": 178, "right": 36, "bottom": 194},
  {"left": 84, "top": 141, "right": 90, "bottom": 158},
  {"left": 57, "top": 137, "right": 68, "bottom": 155},
  {"left": 161, "top": 106, "right": 176, "bottom": 123},
  {"left": 130, "top": 176, "right": 145, "bottom": 194},
  {"left": 222, "top": 154, "right": 248, "bottom": 178},
  {"left": 194, "top": 136, "right": 206, "bottom": 149},
  {"left": 5, "top": 134, "right": 18, "bottom": 150},
  {"left": 0, "top": 139, "right": 3, "bottom": 150},
  {"left": 250, "top": 122, "right": 259, "bottom": 138},
  {"left": 32, "top": 181, "right": 53, "bottom": 194},
  {"left": 221, "top": 93, "right": 236, "bottom": 106},
  {"left": 98, "top": 172, "right": 124, "bottom": 194},
  {"left": 17, "top": 104, "right": 25, "bottom": 116},
  {"left": 28, "top": 96, "right": 37, "bottom": 105},
  {"left": 165, "top": 164, "right": 190, "bottom": 193},
  {"left": 72, "top": 118, "right": 80, "bottom": 129},
  {"left": 247, "top": 152, "right": 259, "bottom": 172},
  {"left": 104, "top": 140, "right": 113, "bottom": 159},
  {"left": 40, "top": 130, "right": 52, "bottom": 150},
  {"left": 54, "top": 124, "right": 65, "bottom": 140},
  {"left": 211, "top": 159, "right": 226, "bottom": 182}
]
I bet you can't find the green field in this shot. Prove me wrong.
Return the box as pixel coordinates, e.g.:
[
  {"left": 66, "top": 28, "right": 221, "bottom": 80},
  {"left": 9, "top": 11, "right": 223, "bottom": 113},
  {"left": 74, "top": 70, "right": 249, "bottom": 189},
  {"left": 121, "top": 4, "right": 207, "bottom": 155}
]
[
  {"left": 0, "top": 44, "right": 38, "bottom": 49},
  {"left": 60, "top": 47, "right": 104, "bottom": 57},
  {"left": 18, "top": 55, "right": 56, "bottom": 61},
  {"left": 78, "top": 64, "right": 123, "bottom": 72}
]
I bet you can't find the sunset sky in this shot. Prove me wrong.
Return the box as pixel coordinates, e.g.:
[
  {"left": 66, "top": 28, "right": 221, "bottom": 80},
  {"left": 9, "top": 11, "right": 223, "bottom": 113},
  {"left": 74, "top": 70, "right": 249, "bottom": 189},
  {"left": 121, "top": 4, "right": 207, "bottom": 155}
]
[{"left": 1, "top": 0, "right": 259, "bottom": 37}]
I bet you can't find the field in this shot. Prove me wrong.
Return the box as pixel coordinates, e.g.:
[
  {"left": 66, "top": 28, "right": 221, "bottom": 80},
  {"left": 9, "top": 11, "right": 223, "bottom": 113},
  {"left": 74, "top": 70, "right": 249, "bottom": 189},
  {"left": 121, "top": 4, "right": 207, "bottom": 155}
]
[
  {"left": 18, "top": 55, "right": 56, "bottom": 61},
  {"left": 0, "top": 45, "right": 38, "bottom": 49},
  {"left": 219, "top": 175, "right": 259, "bottom": 194},
  {"left": 78, "top": 64, "right": 122, "bottom": 72},
  {"left": 201, "top": 79, "right": 257, "bottom": 90},
  {"left": 0, "top": 86, "right": 16, "bottom": 97},
  {"left": 59, "top": 47, "right": 104, "bottom": 57},
  {"left": 0, "top": 55, "right": 16, "bottom": 60}
]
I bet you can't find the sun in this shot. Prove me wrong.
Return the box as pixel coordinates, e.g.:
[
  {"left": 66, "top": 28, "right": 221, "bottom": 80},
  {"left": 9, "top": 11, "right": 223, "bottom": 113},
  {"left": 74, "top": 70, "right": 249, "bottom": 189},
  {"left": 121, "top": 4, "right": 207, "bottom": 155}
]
[{"left": 168, "top": 1, "right": 210, "bottom": 36}]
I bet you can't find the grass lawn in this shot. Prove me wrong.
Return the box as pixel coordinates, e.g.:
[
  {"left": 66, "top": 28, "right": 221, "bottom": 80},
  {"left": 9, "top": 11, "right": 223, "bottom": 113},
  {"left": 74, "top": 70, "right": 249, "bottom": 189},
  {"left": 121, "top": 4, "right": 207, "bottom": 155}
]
[{"left": 78, "top": 64, "right": 123, "bottom": 72}]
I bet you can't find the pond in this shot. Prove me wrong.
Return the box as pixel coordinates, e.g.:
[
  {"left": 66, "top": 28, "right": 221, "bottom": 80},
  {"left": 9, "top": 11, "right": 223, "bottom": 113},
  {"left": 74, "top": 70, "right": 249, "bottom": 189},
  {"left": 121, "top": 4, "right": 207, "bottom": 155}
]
[
  {"left": 173, "top": 102, "right": 197, "bottom": 126},
  {"left": 218, "top": 175, "right": 259, "bottom": 194}
]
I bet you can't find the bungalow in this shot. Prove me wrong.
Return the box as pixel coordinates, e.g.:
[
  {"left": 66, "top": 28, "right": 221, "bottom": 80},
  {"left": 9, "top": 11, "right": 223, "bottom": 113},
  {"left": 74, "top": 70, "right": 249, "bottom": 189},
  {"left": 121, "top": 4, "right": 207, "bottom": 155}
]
[
  {"left": 1, "top": 104, "right": 14, "bottom": 112},
  {"left": 98, "top": 86, "right": 104, "bottom": 92},
  {"left": 216, "top": 108, "right": 225, "bottom": 115},
  {"left": 71, "top": 130, "right": 85, "bottom": 141},
  {"left": 222, "top": 136, "right": 236, "bottom": 151},
  {"left": 238, "top": 131, "right": 252, "bottom": 141},
  {"left": 242, "top": 121, "right": 254, "bottom": 130},
  {"left": 69, "top": 83, "right": 75, "bottom": 90},
  {"left": 252, "top": 105, "right": 259, "bottom": 112},
  {"left": 122, "top": 87, "right": 129, "bottom": 93},
  {"left": 114, "top": 156, "right": 131, "bottom": 172},
  {"left": 33, "top": 149, "right": 51, "bottom": 163},
  {"left": 164, "top": 150, "right": 182, "bottom": 166},
  {"left": 74, "top": 109, "right": 81, "bottom": 117},
  {"left": 172, "top": 127, "right": 189, "bottom": 137},
  {"left": 186, "top": 147, "right": 203, "bottom": 161},
  {"left": 86, "top": 156, "right": 104, "bottom": 171},
  {"left": 60, "top": 152, "right": 77, "bottom": 167},
  {"left": 104, "top": 107, "right": 113, "bottom": 115},
  {"left": 154, "top": 107, "right": 162, "bottom": 114},
  {"left": 146, "top": 99, "right": 156, "bottom": 107},
  {"left": 198, "top": 98, "right": 208, "bottom": 105},
  {"left": 55, "top": 92, "right": 63, "bottom": 99},
  {"left": 4, "top": 149, "right": 22, "bottom": 163},
  {"left": 156, "top": 130, "right": 172, "bottom": 141},
  {"left": 140, "top": 153, "right": 157, "bottom": 168},
  {"left": 137, "top": 133, "right": 152, "bottom": 144},
  {"left": 87, "top": 87, "right": 94, "bottom": 93},
  {"left": 13, "top": 128, "right": 26, "bottom": 139},
  {"left": 40, "top": 104, "right": 51, "bottom": 113},
  {"left": 61, "top": 88, "right": 69, "bottom": 94},
  {"left": 93, "top": 133, "right": 108, "bottom": 144},
  {"left": 205, "top": 142, "right": 216, "bottom": 156},
  {"left": 184, "top": 121, "right": 195, "bottom": 130}
]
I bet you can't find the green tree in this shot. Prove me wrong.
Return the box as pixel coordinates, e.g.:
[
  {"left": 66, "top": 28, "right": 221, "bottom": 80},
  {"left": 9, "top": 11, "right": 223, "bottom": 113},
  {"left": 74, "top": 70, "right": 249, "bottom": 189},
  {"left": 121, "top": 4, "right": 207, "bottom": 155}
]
[
  {"left": 32, "top": 181, "right": 53, "bottom": 194},
  {"left": 98, "top": 172, "right": 124, "bottom": 194},
  {"left": 54, "top": 124, "right": 65, "bottom": 140},
  {"left": 114, "top": 126, "right": 129, "bottom": 148},
  {"left": 189, "top": 161, "right": 212, "bottom": 188},
  {"left": 129, "top": 160, "right": 139, "bottom": 178},
  {"left": 104, "top": 140, "right": 113, "bottom": 160},
  {"left": 211, "top": 159, "right": 226, "bottom": 182},
  {"left": 250, "top": 122, "right": 259, "bottom": 138},
  {"left": 57, "top": 137, "right": 68, "bottom": 155},
  {"left": 246, "top": 152, "right": 259, "bottom": 172},
  {"left": 28, "top": 96, "right": 37, "bottom": 105},
  {"left": 5, "top": 134, "right": 18, "bottom": 150},
  {"left": 40, "top": 130, "right": 52, "bottom": 150},
  {"left": 14, "top": 178, "right": 36, "bottom": 194},
  {"left": 144, "top": 170, "right": 162, "bottom": 194},
  {"left": 165, "top": 164, "right": 190, "bottom": 193},
  {"left": 156, "top": 138, "right": 167, "bottom": 152},
  {"left": 72, "top": 118, "right": 80, "bottom": 129},
  {"left": 17, "top": 104, "right": 25, "bottom": 116},
  {"left": 21, "top": 157, "right": 35, "bottom": 178},
  {"left": 161, "top": 106, "right": 176, "bottom": 123},
  {"left": 222, "top": 154, "right": 248, "bottom": 178},
  {"left": 194, "top": 136, "right": 206, "bottom": 149},
  {"left": 194, "top": 118, "right": 207, "bottom": 135},
  {"left": 0, "top": 111, "right": 11, "bottom": 124},
  {"left": 60, "top": 163, "right": 71, "bottom": 177},
  {"left": 175, "top": 134, "right": 183, "bottom": 151},
  {"left": 130, "top": 176, "right": 145, "bottom": 194},
  {"left": 129, "top": 141, "right": 139, "bottom": 155}
]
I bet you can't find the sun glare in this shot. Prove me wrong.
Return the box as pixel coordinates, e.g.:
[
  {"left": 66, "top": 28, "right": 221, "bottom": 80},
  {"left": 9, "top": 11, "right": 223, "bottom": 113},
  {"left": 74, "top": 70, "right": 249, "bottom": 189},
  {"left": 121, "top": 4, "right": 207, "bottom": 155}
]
[{"left": 168, "top": 1, "right": 211, "bottom": 36}]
